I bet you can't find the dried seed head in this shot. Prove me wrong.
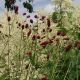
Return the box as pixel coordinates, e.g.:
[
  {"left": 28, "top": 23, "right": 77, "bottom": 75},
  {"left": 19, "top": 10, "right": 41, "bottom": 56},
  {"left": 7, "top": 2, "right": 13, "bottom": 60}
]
[
  {"left": 21, "top": 25, "right": 24, "bottom": 30},
  {"left": 42, "top": 16, "right": 46, "bottom": 20},
  {"left": 27, "top": 29, "right": 31, "bottom": 37},
  {"left": 47, "top": 19, "right": 51, "bottom": 27},
  {"left": 23, "top": 13, "right": 26, "bottom": 16},
  {"left": 34, "top": 15, "right": 38, "bottom": 18},
  {"left": 7, "top": 16, "right": 11, "bottom": 22},
  {"left": 37, "top": 35, "right": 40, "bottom": 39},
  {"left": 0, "top": 31, "right": 1, "bottom": 33},
  {"left": 14, "top": 6, "right": 19, "bottom": 14},
  {"left": 49, "top": 28, "right": 52, "bottom": 32},
  {"left": 25, "top": 64, "right": 29, "bottom": 69},
  {"left": 27, "top": 15, "right": 30, "bottom": 18},
  {"left": 18, "top": 23, "right": 21, "bottom": 26},
  {"left": 25, "top": 24, "right": 29, "bottom": 29},
  {"left": 32, "top": 35, "right": 40, "bottom": 40},
  {"left": 41, "top": 36, "right": 46, "bottom": 39},
  {"left": 26, "top": 51, "right": 32, "bottom": 57},
  {"left": 30, "top": 19, "right": 33, "bottom": 23},
  {"left": 47, "top": 54, "right": 50, "bottom": 60},
  {"left": 42, "top": 29, "right": 45, "bottom": 32},
  {"left": 0, "top": 24, "right": 2, "bottom": 26}
]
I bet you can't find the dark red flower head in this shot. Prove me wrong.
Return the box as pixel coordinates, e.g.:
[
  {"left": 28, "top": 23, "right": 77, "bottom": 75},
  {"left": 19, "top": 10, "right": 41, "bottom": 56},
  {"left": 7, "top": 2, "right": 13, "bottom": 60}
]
[
  {"left": 40, "top": 41, "right": 49, "bottom": 48},
  {"left": 32, "top": 35, "right": 36, "bottom": 40}
]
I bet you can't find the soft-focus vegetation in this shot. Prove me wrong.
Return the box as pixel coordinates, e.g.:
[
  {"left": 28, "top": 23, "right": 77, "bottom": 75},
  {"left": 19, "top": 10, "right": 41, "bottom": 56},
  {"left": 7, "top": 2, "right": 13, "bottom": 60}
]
[{"left": 0, "top": 0, "right": 80, "bottom": 80}]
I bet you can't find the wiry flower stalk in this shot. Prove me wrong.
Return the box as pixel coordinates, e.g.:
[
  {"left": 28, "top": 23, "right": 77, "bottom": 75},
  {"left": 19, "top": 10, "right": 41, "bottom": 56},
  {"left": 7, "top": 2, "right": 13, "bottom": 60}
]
[{"left": 7, "top": 15, "right": 11, "bottom": 79}]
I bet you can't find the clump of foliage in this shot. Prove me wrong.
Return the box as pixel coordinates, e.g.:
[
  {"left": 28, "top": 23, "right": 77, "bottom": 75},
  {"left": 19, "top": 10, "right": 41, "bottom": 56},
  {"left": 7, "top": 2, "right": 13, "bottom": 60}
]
[
  {"left": 5, "top": 0, "right": 33, "bottom": 13},
  {"left": 5, "top": 0, "right": 16, "bottom": 11},
  {"left": 0, "top": 0, "right": 80, "bottom": 80}
]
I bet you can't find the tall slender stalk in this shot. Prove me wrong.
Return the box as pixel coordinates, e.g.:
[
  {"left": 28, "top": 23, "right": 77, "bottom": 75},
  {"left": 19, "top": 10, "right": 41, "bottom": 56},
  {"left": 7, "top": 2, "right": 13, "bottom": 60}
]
[{"left": 7, "top": 18, "right": 11, "bottom": 79}]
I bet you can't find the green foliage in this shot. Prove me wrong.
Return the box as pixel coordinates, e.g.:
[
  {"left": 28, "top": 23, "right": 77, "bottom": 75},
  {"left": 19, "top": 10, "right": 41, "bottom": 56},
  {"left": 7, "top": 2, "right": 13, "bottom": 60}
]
[
  {"left": 23, "top": 1, "right": 33, "bottom": 13},
  {"left": 52, "top": 12, "right": 61, "bottom": 23},
  {"left": 5, "top": 0, "right": 16, "bottom": 11},
  {"left": 1, "top": 0, "right": 80, "bottom": 80},
  {"left": 0, "top": 73, "right": 10, "bottom": 80}
]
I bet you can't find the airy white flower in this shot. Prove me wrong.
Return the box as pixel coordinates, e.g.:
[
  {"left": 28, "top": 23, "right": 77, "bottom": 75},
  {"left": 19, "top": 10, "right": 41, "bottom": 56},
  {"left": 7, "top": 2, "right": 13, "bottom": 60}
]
[{"left": 52, "top": 0, "right": 73, "bottom": 9}]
